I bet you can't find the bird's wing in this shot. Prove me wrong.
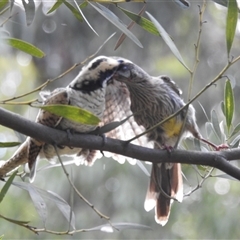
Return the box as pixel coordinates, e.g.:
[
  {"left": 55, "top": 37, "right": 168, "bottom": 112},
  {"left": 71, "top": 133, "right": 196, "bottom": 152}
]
[
  {"left": 101, "top": 80, "right": 153, "bottom": 164},
  {"left": 158, "top": 75, "right": 182, "bottom": 96},
  {"left": 28, "top": 88, "right": 70, "bottom": 180}
]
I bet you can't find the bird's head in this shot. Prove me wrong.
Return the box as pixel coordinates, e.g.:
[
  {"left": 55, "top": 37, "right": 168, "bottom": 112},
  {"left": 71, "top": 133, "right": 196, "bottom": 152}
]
[
  {"left": 112, "top": 57, "right": 149, "bottom": 85},
  {"left": 68, "top": 56, "right": 121, "bottom": 93}
]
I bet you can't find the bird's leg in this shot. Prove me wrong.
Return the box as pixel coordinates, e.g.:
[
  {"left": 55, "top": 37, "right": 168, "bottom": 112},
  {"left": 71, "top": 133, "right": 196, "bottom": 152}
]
[{"left": 199, "top": 137, "right": 229, "bottom": 151}]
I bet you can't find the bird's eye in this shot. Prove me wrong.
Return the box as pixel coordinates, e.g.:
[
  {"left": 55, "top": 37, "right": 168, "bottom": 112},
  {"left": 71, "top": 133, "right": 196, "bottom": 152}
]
[
  {"left": 118, "top": 59, "right": 124, "bottom": 64},
  {"left": 119, "top": 64, "right": 128, "bottom": 72}
]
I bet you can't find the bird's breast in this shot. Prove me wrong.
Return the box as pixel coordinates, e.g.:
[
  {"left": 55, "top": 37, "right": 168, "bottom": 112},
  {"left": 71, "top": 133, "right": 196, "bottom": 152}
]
[{"left": 58, "top": 89, "right": 106, "bottom": 133}]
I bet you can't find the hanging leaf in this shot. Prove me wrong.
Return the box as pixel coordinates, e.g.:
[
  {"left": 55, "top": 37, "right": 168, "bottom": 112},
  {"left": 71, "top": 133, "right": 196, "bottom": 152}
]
[
  {"left": 173, "top": 0, "right": 190, "bottom": 8},
  {"left": 64, "top": 1, "right": 83, "bottom": 22},
  {"left": 27, "top": 186, "right": 48, "bottom": 226},
  {"left": 224, "top": 79, "right": 234, "bottom": 132},
  {"left": 0, "top": 0, "right": 8, "bottom": 10},
  {"left": 4, "top": 38, "right": 45, "bottom": 58},
  {"left": 22, "top": 0, "right": 35, "bottom": 26},
  {"left": 0, "top": 142, "right": 20, "bottom": 148},
  {"left": 211, "top": 109, "right": 222, "bottom": 143},
  {"left": 89, "top": 2, "right": 143, "bottom": 48},
  {"left": 0, "top": 214, "right": 30, "bottom": 225},
  {"left": 0, "top": 171, "right": 17, "bottom": 203},
  {"left": 48, "top": 190, "right": 76, "bottom": 230},
  {"left": 230, "top": 122, "right": 240, "bottom": 138},
  {"left": 38, "top": 104, "right": 100, "bottom": 125},
  {"left": 118, "top": 6, "right": 159, "bottom": 36},
  {"left": 47, "top": 0, "right": 63, "bottom": 14},
  {"left": 146, "top": 12, "right": 189, "bottom": 71},
  {"left": 12, "top": 181, "right": 76, "bottom": 230},
  {"left": 226, "top": 0, "right": 238, "bottom": 56}
]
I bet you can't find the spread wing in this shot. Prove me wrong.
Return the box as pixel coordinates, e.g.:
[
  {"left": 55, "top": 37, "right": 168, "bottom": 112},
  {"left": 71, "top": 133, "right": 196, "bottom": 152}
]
[
  {"left": 101, "top": 80, "right": 153, "bottom": 164},
  {"left": 0, "top": 88, "right": 69, "bottom": 180}
]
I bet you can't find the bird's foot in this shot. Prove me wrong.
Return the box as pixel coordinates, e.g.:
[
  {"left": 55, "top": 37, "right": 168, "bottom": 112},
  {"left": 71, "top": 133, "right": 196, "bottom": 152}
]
[{"left": 200, "top": 138, "right": 229, "bottom": 151}]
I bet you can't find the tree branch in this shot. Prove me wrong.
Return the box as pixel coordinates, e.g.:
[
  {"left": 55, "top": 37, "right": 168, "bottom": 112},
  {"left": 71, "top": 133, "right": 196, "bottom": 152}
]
[{"left": 1, "top": 107, "right": 240, "bottom": 180}]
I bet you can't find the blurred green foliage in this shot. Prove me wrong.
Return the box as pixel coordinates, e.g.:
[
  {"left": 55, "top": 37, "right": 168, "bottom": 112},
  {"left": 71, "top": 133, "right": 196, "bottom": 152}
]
[{"left": 0, "top": 0, "right": 240, "bottom": 239}]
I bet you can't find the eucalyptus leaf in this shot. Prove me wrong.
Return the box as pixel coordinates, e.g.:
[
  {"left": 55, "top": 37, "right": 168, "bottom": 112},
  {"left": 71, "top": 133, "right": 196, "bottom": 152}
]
[
  {"left": 224, "top": 79, "right": 234, "bottom": 132},
  {"left": 0, "top": 171, "right": 17, "bottom": 203},
  {"left": 230, "top": 134, "right": 240, "bottom": 147},
  {"left": 11, "top": 181, "right": 75, "bottom": 229},
  {"left": 0, "top": 0, "right": 8, "bottom": 10},
  {"left": 230, "top": 123, "right": 240, "bottom": 138},
  {"left": 0, "top": 214, "right": 30, "bottom": 225},
  {"left": 89, "top": 2, "right": 143, "bottom": 48},
  {"left": 22, "top": 0, "right": 35, "bottom": 26},
  {"left": 118, "top": 6, "right": 159, "bottom": 36},
  {"left": 27, "top": 186, "right": 48, "bottom": 226},
  {"left": 205, "top": 122, "right": 214, "bottom": 140},
  {"left": 146, "top": 12, "right": 189, "bottom": 71},
  {"left": 4, "top": 38, "right": 45, "bottom": 58},
  {"left": 47, "top": 0, "right": 63, "bottom": 14},
  {"left": 226, "top": 0, "right": 238, "bottom": 56},
  {"left": 47, "top": 190, "right": 76, "bottom": 230},
  {"left": 64, "top": 1, "right": 83, "bottom": 22},
  {"left": 0, "top": 142, "right": 20, "bottom": 148},
  {"left": 39, "top": 104, "right": 100, "bottom": 125},
  {"left": 211, "top": 109, "right": 222, "bottom": 143}
]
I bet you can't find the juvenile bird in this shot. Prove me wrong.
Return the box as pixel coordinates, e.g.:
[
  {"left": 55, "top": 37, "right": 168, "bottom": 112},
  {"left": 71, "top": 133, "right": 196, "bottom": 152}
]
[
  {"left": 114, "top": 58, "right": 202, "bottom": 226},
  {"left": 0, "top": 56, "right": 123, "bottom": 181}
]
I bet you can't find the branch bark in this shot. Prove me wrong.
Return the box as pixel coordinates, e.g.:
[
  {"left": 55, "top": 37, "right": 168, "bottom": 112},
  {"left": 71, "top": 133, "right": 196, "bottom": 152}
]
[{"left": 1, "top": 107, "right": 240, "bottom": 180}]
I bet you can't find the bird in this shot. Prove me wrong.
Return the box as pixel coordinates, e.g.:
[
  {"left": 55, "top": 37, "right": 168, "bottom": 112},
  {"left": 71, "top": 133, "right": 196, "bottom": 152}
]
[
  {"left": 113, "top": 57, "right": 202, "bottom": 226},
  {"left": 0, "top": 56, "right": 124, "bottom": 181},
  {"left": 0, "top": 56, "right": 150, "bottom": 181}
]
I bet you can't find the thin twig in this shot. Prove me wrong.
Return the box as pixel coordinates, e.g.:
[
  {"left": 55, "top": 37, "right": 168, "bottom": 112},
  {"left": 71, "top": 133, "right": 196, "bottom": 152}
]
[{"left": 53, "top": 145, "right": 110, "bottom": 221}]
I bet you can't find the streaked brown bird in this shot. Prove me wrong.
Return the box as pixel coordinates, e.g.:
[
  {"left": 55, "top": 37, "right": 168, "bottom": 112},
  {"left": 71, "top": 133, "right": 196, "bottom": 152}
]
[
  {"left": 0, "top": 56, "right": 149, "bottom": 181},
  {"left": 114, "top": 58, "right": 202, "bottom": 226}
]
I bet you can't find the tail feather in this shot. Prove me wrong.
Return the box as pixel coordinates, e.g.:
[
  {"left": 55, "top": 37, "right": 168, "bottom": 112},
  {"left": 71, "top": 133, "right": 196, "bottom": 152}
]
[{"left": 144, "top": 162, "right": 183, "bottom": 226}]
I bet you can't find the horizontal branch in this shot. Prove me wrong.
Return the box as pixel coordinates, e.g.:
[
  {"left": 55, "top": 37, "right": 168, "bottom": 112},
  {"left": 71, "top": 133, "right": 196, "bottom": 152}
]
[{"left": 1, "top": 107, "right": 240, "bottom": 180}]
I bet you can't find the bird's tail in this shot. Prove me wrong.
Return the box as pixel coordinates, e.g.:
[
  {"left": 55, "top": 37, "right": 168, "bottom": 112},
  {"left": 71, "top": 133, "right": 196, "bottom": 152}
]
[{"left": 144, "top": 163, "right": 183, "bottom": 226}]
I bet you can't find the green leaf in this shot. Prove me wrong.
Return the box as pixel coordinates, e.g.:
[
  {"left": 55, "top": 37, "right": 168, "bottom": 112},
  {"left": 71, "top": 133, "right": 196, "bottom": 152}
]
[
  {"left": 4, "top": 38, "right": 45, "bottom": 58},
  {"left": 226, "top": 0, "right": 238, "bottom": 56},
  {"left": 0, "top": 171, "right": 17, "bottom": 203},
  {"left": 64, "top": 1, "right": 83, "bottom": 22},
  {"left": 47, "top": 0, "right": 63, "bottom": 14},
  {"left": 12, "top": 181, "right": 76, "bottom": 230},
  {"left": 0, "top": 142, "right": 20, "bottom": 148},
  {"left": 118, "top": 7, "right": 159, "bottom": 36},
  {"left": 0, "top": 214, "right": 30, "bottom": 225},
  {"left": 230, "top": 122, "right": 240, "bottom": 138},
  {"left": 28, "top": 185, "right": 48, "bottom": 226},
  {"left": 146, "top": 12, "right": 189, "bottom": 71},
  {"left": 221, "top": 101, "right": 225, "bottom": 116},
  {"left": 89, "top": 2, "right": 143, "bottom": 48},
  {"left": 39, "top": 104, "right": 100, "bottom": 125},
  {"left": 224, "top": 79, "right": 234, "bottom": 132},
  {"left": 211, "top": 109, "right": 222, "bottom": 143},
  {"left": 22, "top": 0, "right": 35, "bottom": 26},
  {"left": 0, "top": 0, "right": 8, "bottom": 10}
]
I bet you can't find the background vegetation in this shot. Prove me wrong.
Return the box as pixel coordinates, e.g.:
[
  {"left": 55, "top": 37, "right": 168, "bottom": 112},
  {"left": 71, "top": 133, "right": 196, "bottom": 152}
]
[{"left": 0, "top": 0, "right": 240, "bottom": 238}]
